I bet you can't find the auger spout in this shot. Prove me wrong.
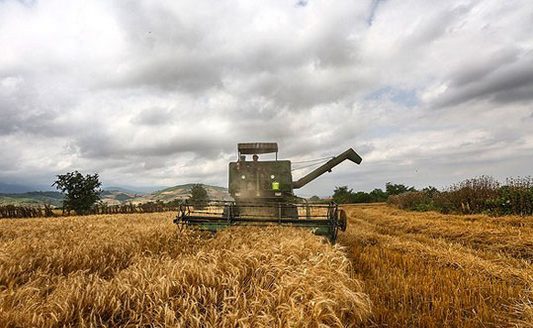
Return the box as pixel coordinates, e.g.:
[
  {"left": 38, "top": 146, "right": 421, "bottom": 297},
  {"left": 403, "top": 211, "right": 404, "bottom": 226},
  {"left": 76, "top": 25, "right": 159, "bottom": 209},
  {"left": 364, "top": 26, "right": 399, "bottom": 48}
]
[{"left": 292, "top": 148, "right": 362, "bottom": 189}]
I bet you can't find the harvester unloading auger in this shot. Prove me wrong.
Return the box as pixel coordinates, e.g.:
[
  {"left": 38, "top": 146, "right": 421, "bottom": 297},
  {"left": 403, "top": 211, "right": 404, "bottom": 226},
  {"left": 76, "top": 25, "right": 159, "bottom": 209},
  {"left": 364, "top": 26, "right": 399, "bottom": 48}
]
[{"left": 174, "top": 143, "right": 362, "bottom": 243}]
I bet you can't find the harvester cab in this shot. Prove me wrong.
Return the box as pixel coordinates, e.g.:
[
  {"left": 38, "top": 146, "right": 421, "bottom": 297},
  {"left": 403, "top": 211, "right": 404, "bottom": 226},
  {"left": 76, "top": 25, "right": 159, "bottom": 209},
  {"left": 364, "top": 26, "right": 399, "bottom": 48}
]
[
  {"left": 229, "top": 142, "right": 291, "bottom": 201},
  {"left": 175, "top": 142, "right": 362, "bottom": 243}
]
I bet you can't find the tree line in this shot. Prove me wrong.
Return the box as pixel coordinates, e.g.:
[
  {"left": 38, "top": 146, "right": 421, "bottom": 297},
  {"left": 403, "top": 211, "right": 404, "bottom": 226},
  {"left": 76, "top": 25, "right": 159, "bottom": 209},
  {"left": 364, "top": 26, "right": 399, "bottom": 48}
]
[
  {"left": 331, "top": 176, "right": 533, "bottom": 216},
  {"left": 330, "top": 182, "right": 417, "bottom": 204}
]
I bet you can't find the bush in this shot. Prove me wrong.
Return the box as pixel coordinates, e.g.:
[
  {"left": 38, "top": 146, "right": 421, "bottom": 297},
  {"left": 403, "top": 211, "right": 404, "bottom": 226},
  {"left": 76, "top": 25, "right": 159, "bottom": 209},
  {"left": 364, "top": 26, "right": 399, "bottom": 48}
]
[
  {"left": 387, "top": 191, "right": 435, "bottom": 211},
  {"left": 389, "top": 176, "right": 533, "bottom": 216},
  {"left": 500, "top": 177, "right": 533, "bottom": 215},
  {"left": 445, "top": 176, "right": 500, "bottom": 214}
]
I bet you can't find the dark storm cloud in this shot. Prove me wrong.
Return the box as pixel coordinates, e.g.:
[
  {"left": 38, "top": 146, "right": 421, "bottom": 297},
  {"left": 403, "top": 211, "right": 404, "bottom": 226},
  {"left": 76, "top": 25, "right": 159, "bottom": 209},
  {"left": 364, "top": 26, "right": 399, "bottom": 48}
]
[
  {"left": 72, "top": 128, "right": 231, "bottom": 160},
  {"left": 433, "top": 51, "right": 533, "bottom": 108},
  {"left": 450, "top": 48, "right": 519, "bottom": 88}
]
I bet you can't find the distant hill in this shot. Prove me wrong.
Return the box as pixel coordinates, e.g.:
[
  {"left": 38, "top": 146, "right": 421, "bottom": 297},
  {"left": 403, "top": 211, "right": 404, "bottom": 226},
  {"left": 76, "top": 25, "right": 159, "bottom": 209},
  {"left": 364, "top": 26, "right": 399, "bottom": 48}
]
[
  {"left": 0, "top": 182, "right": 54, "bottom": 193},
  {"left": 0, "top": 191, "right": 64, "bottom": 207},
  {"left": 124, "top": 184, "right": 232, "bottom": 205},
  {"left": 102, "top": 185, "right": 169, "bottom": 194},
  {"left": 100, "top": 190, "right": 139, "bottom": 205},
  {"left": 0, "top": 184, "right": 231, "bottom": 207},
  {"left": 103, "top": 186, "right": 142, "bottom": 194}
]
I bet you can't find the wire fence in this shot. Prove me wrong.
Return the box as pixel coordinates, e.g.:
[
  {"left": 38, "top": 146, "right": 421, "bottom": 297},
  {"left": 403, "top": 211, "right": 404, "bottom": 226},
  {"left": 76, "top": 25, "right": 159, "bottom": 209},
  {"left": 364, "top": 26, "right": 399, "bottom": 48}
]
[
  {"left": 0, "top": 204, "right": 55, "bottom": 218},
  {"left": 0, "top": 202, "right": 179, "bottom": 219}
]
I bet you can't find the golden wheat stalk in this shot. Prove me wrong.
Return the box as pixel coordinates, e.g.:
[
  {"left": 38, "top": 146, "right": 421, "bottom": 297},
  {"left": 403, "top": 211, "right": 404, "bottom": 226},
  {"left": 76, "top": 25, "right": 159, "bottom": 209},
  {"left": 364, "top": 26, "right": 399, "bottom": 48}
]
[{"left": 0, "top": 213, "right": 371, "bottom": 328}]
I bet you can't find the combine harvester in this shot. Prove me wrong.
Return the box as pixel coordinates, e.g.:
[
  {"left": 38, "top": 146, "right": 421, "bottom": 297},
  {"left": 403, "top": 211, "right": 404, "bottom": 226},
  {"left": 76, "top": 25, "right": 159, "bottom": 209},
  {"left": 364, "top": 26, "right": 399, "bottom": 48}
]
[{"left": 175, "top": 143, "right": 362, "bottom": 242}]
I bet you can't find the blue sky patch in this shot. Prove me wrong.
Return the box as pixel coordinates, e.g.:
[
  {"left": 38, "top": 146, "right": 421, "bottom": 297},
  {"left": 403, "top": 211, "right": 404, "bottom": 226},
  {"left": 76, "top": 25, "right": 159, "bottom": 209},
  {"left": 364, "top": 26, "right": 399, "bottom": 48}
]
[{"left": 365, "top": 86, "right": 420, "bottom": 108}]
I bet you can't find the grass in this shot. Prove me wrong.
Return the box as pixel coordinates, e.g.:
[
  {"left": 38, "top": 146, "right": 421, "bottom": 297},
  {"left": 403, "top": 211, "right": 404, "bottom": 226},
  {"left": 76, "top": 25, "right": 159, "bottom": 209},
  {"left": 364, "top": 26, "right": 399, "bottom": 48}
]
[
  {"left": 340, "top": 204, "right": 533, "bottom": 327},
  {"left": 0, "top": 213, "right": 370, "bottom": 327}
]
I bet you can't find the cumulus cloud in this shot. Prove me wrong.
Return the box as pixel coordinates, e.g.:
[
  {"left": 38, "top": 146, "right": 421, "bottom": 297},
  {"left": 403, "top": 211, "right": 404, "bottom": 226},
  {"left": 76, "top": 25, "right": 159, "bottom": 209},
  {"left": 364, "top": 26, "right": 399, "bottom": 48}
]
[{"left": 0, "top": 0, "right": 532, "bottom": 196}]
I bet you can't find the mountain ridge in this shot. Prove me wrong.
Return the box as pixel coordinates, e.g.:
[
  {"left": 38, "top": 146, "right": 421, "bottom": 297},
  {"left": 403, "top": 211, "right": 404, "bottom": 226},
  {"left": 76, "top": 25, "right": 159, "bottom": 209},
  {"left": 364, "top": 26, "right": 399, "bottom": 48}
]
[{"left": 0, "top": 184, "right": 230, "bottom": 207}]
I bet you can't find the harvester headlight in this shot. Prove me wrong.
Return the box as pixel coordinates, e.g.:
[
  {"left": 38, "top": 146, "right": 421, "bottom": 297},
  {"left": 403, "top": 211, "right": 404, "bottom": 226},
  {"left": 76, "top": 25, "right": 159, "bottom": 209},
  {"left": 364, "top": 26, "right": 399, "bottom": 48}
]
[{"left": 241, "top": 175, "right": 246, "bottom": 179}]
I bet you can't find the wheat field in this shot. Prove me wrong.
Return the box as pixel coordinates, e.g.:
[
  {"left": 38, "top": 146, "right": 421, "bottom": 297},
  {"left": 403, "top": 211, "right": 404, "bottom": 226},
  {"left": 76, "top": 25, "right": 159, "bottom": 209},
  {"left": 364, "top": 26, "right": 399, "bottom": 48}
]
[
  {"left": 340, "top": 204, "right": 533, "bottom": 327},
  {"left": 2, "top": 205, "right": 533, "bottom": 327},
  {"left": 0, "top": 213, "right": 370, "bottom": 328}
]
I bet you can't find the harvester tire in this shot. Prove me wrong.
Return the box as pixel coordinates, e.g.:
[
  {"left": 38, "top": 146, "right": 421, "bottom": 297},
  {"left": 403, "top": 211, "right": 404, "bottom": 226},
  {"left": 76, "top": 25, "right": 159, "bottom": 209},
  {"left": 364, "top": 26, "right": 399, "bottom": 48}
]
[{"left": 339, "top": 209, "right": 347, "bottom": 232}]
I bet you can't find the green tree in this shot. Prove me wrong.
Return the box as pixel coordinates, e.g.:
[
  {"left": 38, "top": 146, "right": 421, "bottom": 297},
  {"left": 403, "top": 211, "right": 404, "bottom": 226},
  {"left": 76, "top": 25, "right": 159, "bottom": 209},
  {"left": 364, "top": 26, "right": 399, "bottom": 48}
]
[
  {"left": 332, "top": 186, "right": 353, "bottom": 204},
  {"left": 189, "top": 184, "right": 209, "bottom": 209},
  {"left": 369, "top": 188, "right": 387, "bottom": 202},
  {"left": 386, "top": 182, "right": 416, "bottom": 196},
  {"left": 52, "top": 171, "right": 102, "bottom": 215},
  {"left": 352, "top": 191, "right": 373, "bottom": 203}
]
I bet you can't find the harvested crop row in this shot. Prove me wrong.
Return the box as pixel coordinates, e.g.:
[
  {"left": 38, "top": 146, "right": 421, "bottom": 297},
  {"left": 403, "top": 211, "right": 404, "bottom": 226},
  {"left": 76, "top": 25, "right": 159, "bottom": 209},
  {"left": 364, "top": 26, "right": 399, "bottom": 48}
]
[
  {"left": 340, "top": 204, "right": 533, "bottom": 327},
  {"left": 352, "top": 205, "right": 533, "bottom": 261},
  {"left": 0, "top": 213, "right": 371, "bottom": 328}
]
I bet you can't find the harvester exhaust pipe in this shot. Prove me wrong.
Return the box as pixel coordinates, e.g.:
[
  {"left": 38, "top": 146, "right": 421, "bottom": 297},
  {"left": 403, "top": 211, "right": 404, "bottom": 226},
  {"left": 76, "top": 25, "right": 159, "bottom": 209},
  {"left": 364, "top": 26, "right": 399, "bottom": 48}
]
[{"left": 292, "top": 148, "right": 362, "bottom": 189}]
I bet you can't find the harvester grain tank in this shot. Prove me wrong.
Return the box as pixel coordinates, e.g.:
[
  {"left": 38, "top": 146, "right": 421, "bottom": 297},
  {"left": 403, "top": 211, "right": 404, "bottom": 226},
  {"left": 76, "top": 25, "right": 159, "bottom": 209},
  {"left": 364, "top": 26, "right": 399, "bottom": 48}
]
[{"left": 175, "top": 143, "right": 362, "bottom": 242}]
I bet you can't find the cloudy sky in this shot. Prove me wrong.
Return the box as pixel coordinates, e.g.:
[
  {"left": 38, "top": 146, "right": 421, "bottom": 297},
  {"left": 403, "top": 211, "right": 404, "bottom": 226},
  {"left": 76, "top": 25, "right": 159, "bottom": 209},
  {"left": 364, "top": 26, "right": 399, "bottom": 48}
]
[{"left": 1, "top": 0, "right": 532, "bottom": 196}]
